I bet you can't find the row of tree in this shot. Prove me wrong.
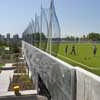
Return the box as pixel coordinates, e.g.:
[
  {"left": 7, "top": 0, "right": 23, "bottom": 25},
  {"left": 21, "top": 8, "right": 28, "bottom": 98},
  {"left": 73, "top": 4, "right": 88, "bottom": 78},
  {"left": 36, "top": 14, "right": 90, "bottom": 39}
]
[
  {"left": 64, "top": 32, "right": 100, "bottom": 41},
  {"left": 88, "top": 32, "right": 100, "bottom": 41}
]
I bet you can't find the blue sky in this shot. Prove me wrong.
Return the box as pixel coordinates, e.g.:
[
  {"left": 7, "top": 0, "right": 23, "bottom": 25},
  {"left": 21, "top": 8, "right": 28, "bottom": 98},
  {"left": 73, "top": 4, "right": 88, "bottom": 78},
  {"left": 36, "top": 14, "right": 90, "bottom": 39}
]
[{"left": 0, "top": 0, "right": 100, "bottom": 37}]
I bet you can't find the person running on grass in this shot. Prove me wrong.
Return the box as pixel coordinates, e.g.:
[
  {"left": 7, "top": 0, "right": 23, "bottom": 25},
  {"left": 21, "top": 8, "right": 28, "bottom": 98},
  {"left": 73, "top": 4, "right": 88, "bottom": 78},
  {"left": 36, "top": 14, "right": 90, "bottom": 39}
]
[
  {"left": 71, "top": 45, "right": 76, "bottom": 55},
  {"left": 65, "top": 45, "right": 68, "bottom": 56},
  {"left": 93, "top": 45, "right": 97, "bottom": 56}
]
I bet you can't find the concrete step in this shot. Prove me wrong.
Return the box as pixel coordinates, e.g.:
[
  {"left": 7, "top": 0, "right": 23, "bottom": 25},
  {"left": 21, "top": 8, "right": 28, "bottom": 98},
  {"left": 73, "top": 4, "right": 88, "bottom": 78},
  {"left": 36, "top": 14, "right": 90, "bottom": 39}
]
[
  {"left": 0, "top": 90, "right": 37, "bottom": 97},
  {"left": 0, "top": 95, "right": 47, "bottom": 100}
]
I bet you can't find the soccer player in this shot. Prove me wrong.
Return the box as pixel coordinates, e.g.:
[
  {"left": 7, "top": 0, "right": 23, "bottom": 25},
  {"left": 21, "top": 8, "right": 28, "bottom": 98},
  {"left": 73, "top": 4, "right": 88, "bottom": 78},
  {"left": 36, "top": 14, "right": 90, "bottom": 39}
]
[
  {"left": 65, "top": 45, "right": 68, "bottom": 56},
  {"left": 71, "top": 45, "right": 76, "bottom": 55},
  {"left": 93, "top": 45, "right": 97, "bottom": 56}
]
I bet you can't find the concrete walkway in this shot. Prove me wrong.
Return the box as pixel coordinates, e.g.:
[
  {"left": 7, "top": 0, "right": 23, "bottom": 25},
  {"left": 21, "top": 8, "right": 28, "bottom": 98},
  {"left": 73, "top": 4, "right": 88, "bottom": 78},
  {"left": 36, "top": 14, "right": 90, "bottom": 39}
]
[
  {"left": 0, "top": 90, "right": 37, "bottom": 96},
  {"left": 0, "top": 63, "right": 14, "bottom": 96}
]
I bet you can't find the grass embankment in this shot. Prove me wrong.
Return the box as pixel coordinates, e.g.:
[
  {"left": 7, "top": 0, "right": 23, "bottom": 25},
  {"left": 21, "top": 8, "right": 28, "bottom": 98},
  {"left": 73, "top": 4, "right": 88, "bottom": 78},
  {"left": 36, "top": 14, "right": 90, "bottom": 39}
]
[{"left": 51, "top": 42, "right": 100, "bottom": 76}]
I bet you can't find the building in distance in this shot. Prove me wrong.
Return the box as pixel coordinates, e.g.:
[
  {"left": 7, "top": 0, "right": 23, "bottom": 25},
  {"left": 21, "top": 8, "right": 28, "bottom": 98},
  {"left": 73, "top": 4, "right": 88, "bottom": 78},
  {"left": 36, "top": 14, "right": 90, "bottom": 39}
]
[
  {"left": 13, "top": 34, "right": 19, "bottom": 40},
  {"left": 7, "top": 33, "right": 10, "bottom": 40}
]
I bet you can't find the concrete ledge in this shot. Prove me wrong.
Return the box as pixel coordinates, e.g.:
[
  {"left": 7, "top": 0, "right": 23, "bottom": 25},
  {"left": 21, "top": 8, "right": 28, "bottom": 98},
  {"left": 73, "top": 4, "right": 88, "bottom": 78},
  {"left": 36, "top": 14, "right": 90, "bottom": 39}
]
[
  {"left": 75, "top": 67, "right": 100, "bottom": 81},
  {"left": 76, "top": 67, "right": 100, "bottom": 100},
  {"left": 0, "top": 95, "right": 47, "bottom": 100},
  {"left": 0, "top": 67, "right": 16, "bottom": 70},
  {"left": 0, "top": 90, "right": 37, "bottom": 97}
]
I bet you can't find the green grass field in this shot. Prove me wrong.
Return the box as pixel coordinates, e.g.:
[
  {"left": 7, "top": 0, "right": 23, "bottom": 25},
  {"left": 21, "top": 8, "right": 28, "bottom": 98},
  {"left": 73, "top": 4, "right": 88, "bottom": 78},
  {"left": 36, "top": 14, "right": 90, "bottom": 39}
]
[{"left": 52, "top": 42, "right": 100, "bottom": 76}]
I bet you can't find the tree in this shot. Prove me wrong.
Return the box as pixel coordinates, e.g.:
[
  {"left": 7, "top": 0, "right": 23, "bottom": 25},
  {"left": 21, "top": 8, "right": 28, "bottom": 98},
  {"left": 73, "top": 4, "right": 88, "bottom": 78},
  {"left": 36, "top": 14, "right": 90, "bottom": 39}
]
[{"left": 88, "top": 32, "right": 100, "bottom": 41}]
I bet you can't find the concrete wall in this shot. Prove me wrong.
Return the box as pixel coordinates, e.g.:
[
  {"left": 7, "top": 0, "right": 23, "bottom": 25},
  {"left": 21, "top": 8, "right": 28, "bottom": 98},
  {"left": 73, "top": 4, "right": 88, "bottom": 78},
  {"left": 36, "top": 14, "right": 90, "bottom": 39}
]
[
  {"left": 76, "top": 67, "right": 100, "bottom": 100},
  {"left": 22, "top": 41, "right": 100, "bottom": 100},
  {"left": 22, "top": 41, "right": 76, "bottom": 100},
  {"left": 0, "top": 95, "right": 47, "bottom": 100}
]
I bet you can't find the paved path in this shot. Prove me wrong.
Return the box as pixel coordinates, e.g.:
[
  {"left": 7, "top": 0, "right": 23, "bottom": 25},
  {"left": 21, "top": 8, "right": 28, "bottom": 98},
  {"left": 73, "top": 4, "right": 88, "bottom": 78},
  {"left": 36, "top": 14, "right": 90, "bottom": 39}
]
[
  {"left": 0, "top": 90, "right": 37, "bottom": 96},
  {"left": 0, "top": 63, "right": 14, "bottom": 96}
]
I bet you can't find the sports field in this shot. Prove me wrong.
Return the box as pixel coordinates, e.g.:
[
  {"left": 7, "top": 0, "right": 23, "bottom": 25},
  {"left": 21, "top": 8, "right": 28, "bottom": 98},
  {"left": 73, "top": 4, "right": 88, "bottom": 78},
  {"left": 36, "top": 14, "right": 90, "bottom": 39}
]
[{"left": 54, "top": 42, "right": 100, "bottom": 76}]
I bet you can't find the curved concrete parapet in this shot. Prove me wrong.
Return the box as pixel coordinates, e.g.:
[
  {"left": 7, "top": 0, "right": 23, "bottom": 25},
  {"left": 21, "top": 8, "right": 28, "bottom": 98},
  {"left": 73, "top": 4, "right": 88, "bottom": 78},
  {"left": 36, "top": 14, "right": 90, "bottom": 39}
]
[
  {"left": 76, "top": 67, "right": 100, "bottom": 100},
  {"left": 22, "top": 41, "right": 100, "bottom": 100},
  {"left": 22, "top": 41, "right": 76, "bottom": 100}
]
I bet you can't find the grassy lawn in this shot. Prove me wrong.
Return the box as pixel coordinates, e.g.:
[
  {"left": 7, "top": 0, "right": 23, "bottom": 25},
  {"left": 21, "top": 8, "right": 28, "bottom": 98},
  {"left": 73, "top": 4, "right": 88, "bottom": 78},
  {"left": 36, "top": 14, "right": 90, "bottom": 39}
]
[
  {"left": 0, "top": 64, "right": 4, "bottom": 73},
  {"left": 50, "top": 42, "right": 100, "bottom": 75},
  {"left": 0, "top": 64, "right": 4, "bottom": 68}
]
